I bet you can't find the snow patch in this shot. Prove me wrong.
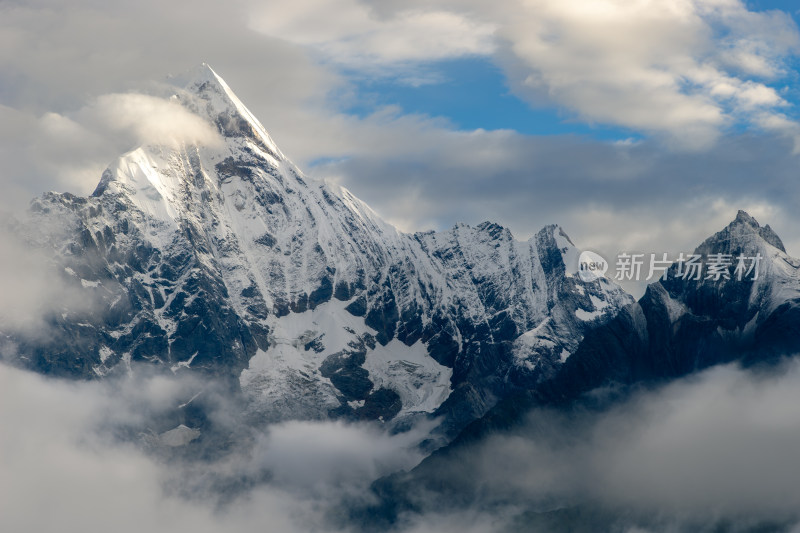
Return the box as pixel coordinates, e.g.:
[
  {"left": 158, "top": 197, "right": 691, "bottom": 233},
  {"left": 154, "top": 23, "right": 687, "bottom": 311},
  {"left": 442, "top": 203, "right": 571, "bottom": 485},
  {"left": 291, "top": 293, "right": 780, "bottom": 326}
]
[
  {"left": 240, "top": 300, "right": 453, "bottom": 420},
  {"left": 159, "top": 425, "right": 200, "bottom": 447},
  {"left": 171, "top": 351, "right": 199, "bottom": 372},
  {"left": 363, "top": 340, "right": 452, "bottom": 416},
  {"left": 575, "top": 308, "right": 603, "bottom": 321},
  {"left": 554, "top": 227, "right": 579, "bottom": 277},
  {"left": 99, "top": 346, "right": 113, "bottom": 363}
]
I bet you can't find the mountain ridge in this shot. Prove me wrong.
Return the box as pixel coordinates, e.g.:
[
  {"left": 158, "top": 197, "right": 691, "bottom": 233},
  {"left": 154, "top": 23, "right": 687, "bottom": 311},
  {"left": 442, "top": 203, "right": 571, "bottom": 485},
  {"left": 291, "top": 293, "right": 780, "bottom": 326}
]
[
  {"left": 1, "top": 64, "right": 632, "bottom": 441},
  {"left": 363, "top": 208, "right": 800, "bottom": 526}
]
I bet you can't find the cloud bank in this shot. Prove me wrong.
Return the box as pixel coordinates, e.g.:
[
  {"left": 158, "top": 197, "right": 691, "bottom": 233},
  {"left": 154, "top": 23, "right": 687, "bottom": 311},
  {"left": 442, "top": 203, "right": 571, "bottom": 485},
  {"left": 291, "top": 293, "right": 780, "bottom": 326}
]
[
  {"left": 380, "top": 360, "right": 800, "bottom": 531},
  {"left": 0, "top": 362, "right": 436, "bottom": 533},
  {"left": 6, "top": 353, "right": 800, "bottom": 531}
]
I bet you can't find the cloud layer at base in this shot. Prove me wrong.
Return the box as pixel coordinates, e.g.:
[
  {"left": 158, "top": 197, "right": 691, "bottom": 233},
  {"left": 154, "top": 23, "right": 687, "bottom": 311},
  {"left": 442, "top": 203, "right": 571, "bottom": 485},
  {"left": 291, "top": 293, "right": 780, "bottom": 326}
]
[
  {"left": 5, "top": 354, "right": 800, "bottom": 532},
  {"left": 0, "top": 362, "right": 432, "bottom": 533},
  {"left": 391, "top": 360, "right": 800, "bottom": 531}
]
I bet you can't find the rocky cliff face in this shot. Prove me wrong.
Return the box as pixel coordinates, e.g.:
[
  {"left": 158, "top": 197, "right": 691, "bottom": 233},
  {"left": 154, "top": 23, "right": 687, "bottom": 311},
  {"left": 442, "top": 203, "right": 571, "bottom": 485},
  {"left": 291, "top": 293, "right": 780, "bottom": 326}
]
[
  {"left": 462, "top": 209, "right": 800, "bottom": 439},
  {"left": 549, "top": 209, "right": 800, "bottom": 400},
  {"left": 368, "top": 210, "right": 800, "bottom": 525},
  {"left": 0, "top": 64, "right": 632, "bottom": 439}
]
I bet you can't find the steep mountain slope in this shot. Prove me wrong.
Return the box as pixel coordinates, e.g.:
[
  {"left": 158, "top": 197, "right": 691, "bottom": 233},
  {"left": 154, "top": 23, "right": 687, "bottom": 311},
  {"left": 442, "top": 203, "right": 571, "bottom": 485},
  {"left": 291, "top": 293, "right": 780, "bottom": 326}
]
[
  {"left": 547, "top": 209, "right": 799, "bottom": 399},
  {"left": 368, "top": 210, "right": 800, "bottom": 523},
  {"left": 0, "top": 65, "right": 631, "bottom": 438}
]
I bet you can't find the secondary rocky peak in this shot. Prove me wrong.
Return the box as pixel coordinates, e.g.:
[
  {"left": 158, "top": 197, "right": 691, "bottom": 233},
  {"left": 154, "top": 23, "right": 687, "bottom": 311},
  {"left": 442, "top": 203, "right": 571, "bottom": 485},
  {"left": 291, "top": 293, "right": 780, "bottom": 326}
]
[
  {"left": 697, "top": 210, "right": 786, "bottom": 255},
  {"left": 734, "top": 209, "right": 757, "bottom": 225}
]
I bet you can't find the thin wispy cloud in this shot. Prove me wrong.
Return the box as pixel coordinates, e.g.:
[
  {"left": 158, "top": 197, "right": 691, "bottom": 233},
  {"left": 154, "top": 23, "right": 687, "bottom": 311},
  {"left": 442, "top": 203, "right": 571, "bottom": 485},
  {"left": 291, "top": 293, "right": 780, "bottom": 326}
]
[{"left": 250, "top": 0, "right": 496, "bottom": 82}]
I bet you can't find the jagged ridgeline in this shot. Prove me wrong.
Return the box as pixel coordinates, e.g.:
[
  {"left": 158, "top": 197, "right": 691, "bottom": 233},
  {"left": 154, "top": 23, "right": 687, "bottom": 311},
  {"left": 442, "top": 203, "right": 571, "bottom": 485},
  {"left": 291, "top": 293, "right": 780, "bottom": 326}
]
[
  {"left": 366, "top": 210, "right": 800, "bottom": 527},
  {"left": 0, "top": 64, "right": 631, "bottom": 440}
]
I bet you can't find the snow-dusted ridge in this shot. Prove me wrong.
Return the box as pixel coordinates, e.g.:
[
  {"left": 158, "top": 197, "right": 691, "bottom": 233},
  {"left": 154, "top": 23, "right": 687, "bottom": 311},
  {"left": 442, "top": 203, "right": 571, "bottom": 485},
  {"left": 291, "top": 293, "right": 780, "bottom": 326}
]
[{"left": 5, "top": 64, "right": 633, "bottom": 438}]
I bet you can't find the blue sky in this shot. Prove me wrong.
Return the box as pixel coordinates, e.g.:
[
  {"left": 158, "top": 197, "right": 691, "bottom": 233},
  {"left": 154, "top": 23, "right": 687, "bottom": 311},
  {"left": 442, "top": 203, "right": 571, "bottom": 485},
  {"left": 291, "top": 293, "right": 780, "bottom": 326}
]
[
  {"left": 749, "top": 0, "right": 799, "bottom": 15},
  {"left": 340, "top": 57, "right": 640, "bottom": 140}
]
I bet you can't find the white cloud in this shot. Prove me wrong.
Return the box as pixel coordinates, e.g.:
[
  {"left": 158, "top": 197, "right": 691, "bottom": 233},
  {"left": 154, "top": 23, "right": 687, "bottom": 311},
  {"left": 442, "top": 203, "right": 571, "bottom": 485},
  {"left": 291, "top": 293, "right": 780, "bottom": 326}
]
[
  {"left": 389, "top": 360, "right": 800, "bottom": 530},
  {"left": 246, "top": 0, "right": 800, "bottom": 149},
  {"left": 0, "top": 364, "right": 323, "bottom": 533},
  {"left": 249, "top": 418, "right": 432, "bottom": 498},
  {"left": 0, "top": 104, "right": 108, "bottom": 204},
  {"left": 499, "top": 360, "right": 800, "bottom": 518},
  {"left": 0, "top": 361, "right": 444, "bottom": 533},
  {"left": 493, "top": 0, "right": 800, "bottom": 148},
  {"left": 82, "top": 93, "right": 224, "bottom": 150},
  {"left": 250, "top": 0, "right": 495, "bottom": 79},
  {"left": 0, "top": 227, "right": 104, "bottom": 337},
  {"left": 0, "top": 93, "right": 224, "bottom": 204}
]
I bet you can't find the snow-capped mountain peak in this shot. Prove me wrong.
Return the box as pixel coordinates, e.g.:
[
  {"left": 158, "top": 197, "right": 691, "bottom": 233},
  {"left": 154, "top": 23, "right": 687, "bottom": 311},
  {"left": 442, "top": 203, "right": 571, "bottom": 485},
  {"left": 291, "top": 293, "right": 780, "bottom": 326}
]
[
  {"left": 167, "top": 63, "right": 285, "bottom": 161},
  {"left": 696, "top": 209, "right": 786, "bottom": 256},
  {"left": 6, "top": 64, "right": 633, "bottom": 441}
]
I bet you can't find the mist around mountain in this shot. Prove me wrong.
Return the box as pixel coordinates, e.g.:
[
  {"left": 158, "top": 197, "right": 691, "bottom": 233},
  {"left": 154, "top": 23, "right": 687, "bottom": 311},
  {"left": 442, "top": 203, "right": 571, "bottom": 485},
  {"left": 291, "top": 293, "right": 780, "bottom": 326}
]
[{"left": 3, "top": 67, "right": 800, "bottom": 533}]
